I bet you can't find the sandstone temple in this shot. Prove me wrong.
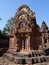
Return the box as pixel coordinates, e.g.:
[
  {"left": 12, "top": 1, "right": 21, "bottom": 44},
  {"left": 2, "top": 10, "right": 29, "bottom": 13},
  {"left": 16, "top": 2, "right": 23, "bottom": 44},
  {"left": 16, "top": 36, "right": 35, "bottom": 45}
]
[
  {"left": 9, "top": 5, "right": 49, "bottom": 53},
  {"left": 4, "top": 5, "right": 49, "bottom": 64}
]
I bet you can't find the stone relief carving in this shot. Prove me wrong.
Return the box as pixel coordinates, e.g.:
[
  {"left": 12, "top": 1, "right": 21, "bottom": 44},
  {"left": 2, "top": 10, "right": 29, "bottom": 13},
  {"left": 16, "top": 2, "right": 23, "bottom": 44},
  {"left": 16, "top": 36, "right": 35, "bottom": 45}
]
[{"left": 13, "top": 5, "right": 37, "bottom": 33}]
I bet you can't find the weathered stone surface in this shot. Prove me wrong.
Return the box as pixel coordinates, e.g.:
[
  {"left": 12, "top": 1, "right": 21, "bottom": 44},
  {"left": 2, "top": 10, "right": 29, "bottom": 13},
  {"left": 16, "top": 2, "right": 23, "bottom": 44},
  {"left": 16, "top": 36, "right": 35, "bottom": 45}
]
[
  {"left": 8, "top": 5, "right": 49, "bottom": 53},
  {"left": 9, "top": 5, "right": 42, "bottom": 53},
  {"left": 2, "top": 51, "right": 49, "bottom": 64},
  {"left": 0, "top": 56, "right": 49, "bottom": 65}
]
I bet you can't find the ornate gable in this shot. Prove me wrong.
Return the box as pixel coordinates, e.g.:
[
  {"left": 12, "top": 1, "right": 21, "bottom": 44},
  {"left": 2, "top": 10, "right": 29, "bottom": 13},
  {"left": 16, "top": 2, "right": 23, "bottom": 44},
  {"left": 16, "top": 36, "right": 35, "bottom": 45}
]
[{"left": 13, "top": 5, "right": 37, "bottom": 33}]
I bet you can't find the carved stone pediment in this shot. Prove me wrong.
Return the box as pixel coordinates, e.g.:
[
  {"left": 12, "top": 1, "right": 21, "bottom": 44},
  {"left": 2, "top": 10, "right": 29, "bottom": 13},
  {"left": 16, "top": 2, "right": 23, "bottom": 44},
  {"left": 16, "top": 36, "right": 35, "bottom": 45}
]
[
  {"left": 17, "top": 20, "right": 32, "bottom": 33},
  {"left": 13, "top": 5, "right": 37, "bottom": 33}
]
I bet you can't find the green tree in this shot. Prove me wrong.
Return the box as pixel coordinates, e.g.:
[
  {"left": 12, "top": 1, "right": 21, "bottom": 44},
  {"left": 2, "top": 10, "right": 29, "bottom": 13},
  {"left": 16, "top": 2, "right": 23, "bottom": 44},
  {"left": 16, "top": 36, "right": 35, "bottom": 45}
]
[
  {"left": 0, "top": 30, "right": 8, "bottom": 39},
  {"left": 3, "top": 17, "right": 14, "bottom": 34}
]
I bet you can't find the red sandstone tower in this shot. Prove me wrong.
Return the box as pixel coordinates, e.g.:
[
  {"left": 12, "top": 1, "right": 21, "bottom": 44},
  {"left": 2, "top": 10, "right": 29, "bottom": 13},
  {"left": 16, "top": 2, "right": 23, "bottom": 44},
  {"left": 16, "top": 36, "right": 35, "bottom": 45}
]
[{"left": 9, "top": 5, "right": 42, "bottom": 53}]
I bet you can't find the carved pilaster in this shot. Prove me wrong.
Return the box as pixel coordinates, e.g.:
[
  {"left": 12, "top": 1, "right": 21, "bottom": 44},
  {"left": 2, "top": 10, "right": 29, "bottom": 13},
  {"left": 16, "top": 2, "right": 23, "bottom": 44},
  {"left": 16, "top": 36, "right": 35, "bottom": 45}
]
[
  {"left": 14, "top": 36, "right": 18, "bottom": 52},
  {"left": 8, "top": 36, "right": 15, "bottom": 52},
  {"left": 25, "top": 35, "right": 30, "bottom": 52},
  {"left": 41, "top": 33, "right": 45, "bottom": 46}
]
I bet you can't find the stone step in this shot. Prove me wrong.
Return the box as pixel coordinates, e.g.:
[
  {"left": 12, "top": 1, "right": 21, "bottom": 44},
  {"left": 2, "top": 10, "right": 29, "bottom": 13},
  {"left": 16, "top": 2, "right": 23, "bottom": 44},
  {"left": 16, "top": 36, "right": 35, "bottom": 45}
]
[{"left": 3, "top": 53, "right": 49, "bottom": 64}]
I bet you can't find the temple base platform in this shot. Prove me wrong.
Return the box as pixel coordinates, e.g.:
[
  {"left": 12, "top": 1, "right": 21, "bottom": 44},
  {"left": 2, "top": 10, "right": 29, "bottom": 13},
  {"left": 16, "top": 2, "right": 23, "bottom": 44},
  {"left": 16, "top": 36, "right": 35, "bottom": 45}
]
[{"left": 2, "top": 50, "right": 49, "bottom": 64}]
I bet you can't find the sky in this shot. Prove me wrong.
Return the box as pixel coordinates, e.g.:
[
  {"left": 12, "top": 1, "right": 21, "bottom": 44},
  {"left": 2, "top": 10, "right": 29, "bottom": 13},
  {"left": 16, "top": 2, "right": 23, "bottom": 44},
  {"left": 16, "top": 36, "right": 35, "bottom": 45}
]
[{"left": 0, "top": 0, "right": 49, "bottom": 30}]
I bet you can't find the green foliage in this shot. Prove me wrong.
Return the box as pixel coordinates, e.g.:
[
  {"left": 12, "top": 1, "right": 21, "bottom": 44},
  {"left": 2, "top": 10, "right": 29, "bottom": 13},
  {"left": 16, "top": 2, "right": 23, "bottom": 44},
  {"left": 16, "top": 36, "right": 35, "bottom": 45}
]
[
  {"left": 3, "top": 17, "right": 14, "bottom": 34},
  {"left": 0, "top": 30, "right": 8, "bottom": 39}
]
